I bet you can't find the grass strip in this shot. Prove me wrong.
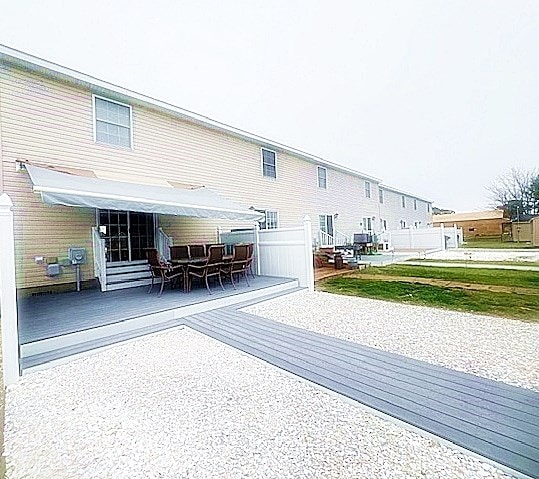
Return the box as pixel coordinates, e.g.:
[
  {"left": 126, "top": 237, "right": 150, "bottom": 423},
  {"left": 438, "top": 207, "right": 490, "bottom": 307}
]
[
  {"left": 319, "top": 278, "right": 539, "bottom": 322},
  {"left": 354, "top": 265, "right": 539, "bottom": 290}
]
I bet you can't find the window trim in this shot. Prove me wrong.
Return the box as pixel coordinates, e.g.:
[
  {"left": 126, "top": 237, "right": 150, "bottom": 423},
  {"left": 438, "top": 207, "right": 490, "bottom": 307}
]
[
  {"left": 317, "top": 166, "right": 327, "bottom": 189},
  {"left": 264, "top": 209, "right": 279, "bottom": 229},
  {"left": 414, "top": 198, "right": 417, "bottom": 210},
  {"left": 378, "top": 188, "right": 384, "bottom": 204},
  {"left": 364, "top": 180, "right": 371, "bottom": 198},
  {"left": 401, "top": 195, "right": 406, "bottom": 208},
  {"left": 93, "top": 94, "right": 134, "bottom": 149},
  {"left": 260, "top": 147, "right": 277, "bottom": 179}
]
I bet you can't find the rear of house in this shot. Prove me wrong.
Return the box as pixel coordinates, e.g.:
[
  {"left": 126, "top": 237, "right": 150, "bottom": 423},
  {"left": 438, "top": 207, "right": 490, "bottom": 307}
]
[{"left": 0, "top": 45, "right": 432, "bottom": 295}]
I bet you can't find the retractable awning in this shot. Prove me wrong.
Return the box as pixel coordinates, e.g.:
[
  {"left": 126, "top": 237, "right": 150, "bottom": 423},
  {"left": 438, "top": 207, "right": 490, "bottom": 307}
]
[{"left": 26, "top": 164, "right": 264, "bottom": 221}]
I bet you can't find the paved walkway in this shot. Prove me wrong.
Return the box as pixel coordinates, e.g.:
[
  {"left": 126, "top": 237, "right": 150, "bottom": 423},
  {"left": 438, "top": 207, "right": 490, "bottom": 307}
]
[
  {"left": 405, "top": 261, "right": 539, "bottom": 272},
  {"left": 184, "top": 302, "right": 539, "bottom": 479}
]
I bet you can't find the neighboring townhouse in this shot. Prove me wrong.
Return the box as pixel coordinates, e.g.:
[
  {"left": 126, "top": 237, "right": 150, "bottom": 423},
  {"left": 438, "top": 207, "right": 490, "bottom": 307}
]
[{"left": 0, "top": 45, "right": 432, "bottom": 293}]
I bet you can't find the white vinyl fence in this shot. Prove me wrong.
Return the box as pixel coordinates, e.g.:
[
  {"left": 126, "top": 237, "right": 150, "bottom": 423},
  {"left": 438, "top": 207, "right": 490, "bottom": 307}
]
[
  {"left": 219, "top": 217, "right": 314, "bottom": 291},
  {"left": 385, "top": 225, "right": 463, "bottom": 251},
  {"left": 0, "top": 193, "right": 20, "bottom": 384}
]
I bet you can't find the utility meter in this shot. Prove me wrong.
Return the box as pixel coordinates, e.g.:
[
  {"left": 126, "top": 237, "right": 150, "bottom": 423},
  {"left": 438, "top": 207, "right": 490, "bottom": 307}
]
[{"left": 68, "top": 247, "right": 87, "bottom": 265}]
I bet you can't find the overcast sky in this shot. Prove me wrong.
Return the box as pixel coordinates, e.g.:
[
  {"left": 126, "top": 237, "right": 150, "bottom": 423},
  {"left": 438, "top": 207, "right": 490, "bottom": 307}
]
[{"left": 2, "top": 0, "right": 538, "bottom": 211}]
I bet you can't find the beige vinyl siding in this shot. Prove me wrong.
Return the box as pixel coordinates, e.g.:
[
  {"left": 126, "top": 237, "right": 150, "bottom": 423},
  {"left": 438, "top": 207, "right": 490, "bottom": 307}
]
[
  {"left": 2, "top": 157, "right": 95, "bottom": 289},
  {"left": 1, "top": 63, "right": 428, "bottom": 289}
]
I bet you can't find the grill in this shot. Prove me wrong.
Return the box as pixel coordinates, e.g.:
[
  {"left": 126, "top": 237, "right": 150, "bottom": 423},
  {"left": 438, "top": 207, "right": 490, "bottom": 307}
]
[{"left": 353, "top": 233, "right": 373, "bottom": 257}]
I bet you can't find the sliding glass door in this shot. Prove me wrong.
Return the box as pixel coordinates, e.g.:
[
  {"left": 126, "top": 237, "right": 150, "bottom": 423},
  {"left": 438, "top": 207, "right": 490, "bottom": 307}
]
[{"left": 98, "top": 210, "right": 155, "bottom": 262}]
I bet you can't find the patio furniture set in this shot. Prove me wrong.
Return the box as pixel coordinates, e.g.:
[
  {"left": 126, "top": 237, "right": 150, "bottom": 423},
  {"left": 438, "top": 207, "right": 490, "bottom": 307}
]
[{"left": 146, "top": 243, "right": 254, "bottom": 296}]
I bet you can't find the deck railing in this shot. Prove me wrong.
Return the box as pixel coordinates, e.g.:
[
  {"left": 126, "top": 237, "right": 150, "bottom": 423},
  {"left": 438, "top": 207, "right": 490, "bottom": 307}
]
[
  {"left": 92, "top": 227, "right": 107, "bottom": 292},
  {"left": 156, "top": 227, "right": 173, "bottom": 261},
  {"left": 318, "top": 230, "right": 334, "bottom": 246}
]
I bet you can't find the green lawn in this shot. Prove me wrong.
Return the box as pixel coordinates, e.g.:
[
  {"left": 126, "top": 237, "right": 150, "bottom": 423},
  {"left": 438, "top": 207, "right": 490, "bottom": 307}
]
[
  {"left": 463, "top": 237, "right": 536, "bottom": 249},
  {"left": 319, "top": 278, "right": 539, "bottom": 322},
  {"left": 355, "top": 264, "right": 539, "bottom": 289}
]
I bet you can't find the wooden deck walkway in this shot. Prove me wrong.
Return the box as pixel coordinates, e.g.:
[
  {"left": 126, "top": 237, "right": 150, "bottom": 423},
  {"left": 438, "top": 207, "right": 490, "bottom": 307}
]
[{"left": 185, "top": 307, "right": 539, "bottom": 479}]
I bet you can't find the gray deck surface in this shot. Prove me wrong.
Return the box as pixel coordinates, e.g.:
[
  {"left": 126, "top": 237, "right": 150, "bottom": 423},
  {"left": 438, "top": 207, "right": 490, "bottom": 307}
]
[
  {"left": 185, "top": 307, "right": 539, "bottom": 479},
  {"left": 19, "top": 286, "right": 539, "bottom": 478},
  {"left": 18, "top": 276, "right": 294, "bottom": 344}
]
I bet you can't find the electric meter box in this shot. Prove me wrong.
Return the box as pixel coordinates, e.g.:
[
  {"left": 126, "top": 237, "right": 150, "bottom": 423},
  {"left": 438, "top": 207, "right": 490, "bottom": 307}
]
[{"left": 68, "top": 247, "right": 87, "bottom": 265}]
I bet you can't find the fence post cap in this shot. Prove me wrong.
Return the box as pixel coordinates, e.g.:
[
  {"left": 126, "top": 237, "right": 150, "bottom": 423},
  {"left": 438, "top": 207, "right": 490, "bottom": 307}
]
[
  {"left": 0, "top": 193, "right": 14, "bottom": 207},
  {"left": 303, "top": 215, "right": 311, "bottom": 222}
]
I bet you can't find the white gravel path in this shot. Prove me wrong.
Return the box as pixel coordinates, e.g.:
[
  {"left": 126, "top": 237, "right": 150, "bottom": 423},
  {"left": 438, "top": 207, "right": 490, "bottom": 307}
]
[
  {"left": 5, "top": 327, "right": 515, "bottom": 479},
  {"left": 245, "top": 291, "right": 539, "bottom": 392},
  {"left": 427, "top": 249, "right": 539, "bottom": 262}
]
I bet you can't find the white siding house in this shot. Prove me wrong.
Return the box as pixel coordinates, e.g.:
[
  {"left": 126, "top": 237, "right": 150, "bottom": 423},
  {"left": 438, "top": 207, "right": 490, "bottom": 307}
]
[{"left": 0, "top": 44, "right": 432, "bottom": 292}]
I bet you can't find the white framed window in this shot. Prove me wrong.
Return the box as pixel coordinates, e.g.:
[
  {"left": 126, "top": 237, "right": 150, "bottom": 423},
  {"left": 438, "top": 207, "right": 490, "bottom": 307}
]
[
  {"left": 261, "top": 148, "right": 277, "bottom": 178},
  {"left": 401, "top": 195, "right": 406, "bottom": 208},
  {"left": 365, "top": 181, "right": 371, "bottom": 198},
  {"left": 378, "top": 188, "right": 384, "bottom": 203},
  {"left": 257, "top": 209, "right": 279, "bottom": 229},
  {"left": 427, "top": 203, "right": 431, "bottom": 212},
  {"left": 380, "top": 219, "right": 387, "bottom": 231},
  {"left": 317, "top": 166, "right": 327, "bottom": 189},
  {"left": 414, "top": 199, "right": 417, "bottom": 210},
  {"left": 265, "top": 210, "right": 279, "bottom": 229},
  {"left": 93, "top": 95, "right": 132, "bottom": 148},
  {"left": 362, "top": 217, "right": 373, "bottom": 232}
]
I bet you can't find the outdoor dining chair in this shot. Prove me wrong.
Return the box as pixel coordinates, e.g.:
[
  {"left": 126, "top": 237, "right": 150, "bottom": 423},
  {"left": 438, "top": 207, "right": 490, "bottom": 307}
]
[
  {"left": 169, "top": 245, "right": 189, "bottom": 261},
  {"left": 246, "top": 243, "right": 255, "bottom": 278},
  {"left": 145, "top": 248, "right": 184, "bottom": 296},
  {"left": 221, "top": 244, "right": 250, "bottom": 289},
  {"left": 188, "top": 244, "right": 206, "bottom": 258},
  {"left": 187, "top": 244, "right": 225, "bottom": 294}
]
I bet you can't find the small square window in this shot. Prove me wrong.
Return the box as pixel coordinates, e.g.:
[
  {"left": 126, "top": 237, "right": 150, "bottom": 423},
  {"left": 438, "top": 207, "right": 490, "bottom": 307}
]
[
  {"left": 94, "top": 96, "right": 132, "bottom": 148},
  {"left": 317, "top": 166, "right": 327, "bottom": 189},
  {"left": 365, "top": 181, "right": 371, "bottom": 198},
  {"left": 262, "top": 149, "right": 276, "bottom": 178}
]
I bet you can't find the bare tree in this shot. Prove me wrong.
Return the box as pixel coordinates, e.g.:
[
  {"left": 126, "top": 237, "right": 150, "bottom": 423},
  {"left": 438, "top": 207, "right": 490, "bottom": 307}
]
[{"left": 488, "top": 168, "right": 539, "bottom": 218}]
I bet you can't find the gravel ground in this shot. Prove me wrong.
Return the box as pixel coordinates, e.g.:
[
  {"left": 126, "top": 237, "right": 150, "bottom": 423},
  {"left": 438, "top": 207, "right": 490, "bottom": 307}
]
[
  {"left": 5, "top": 327, "right": 515, "bottom": 479},
  {"left": 427, "top": 249, "right": 539, "bottom": 262},
  {"left": 245, "top": 291, "right": 539, "bottom": 392}
]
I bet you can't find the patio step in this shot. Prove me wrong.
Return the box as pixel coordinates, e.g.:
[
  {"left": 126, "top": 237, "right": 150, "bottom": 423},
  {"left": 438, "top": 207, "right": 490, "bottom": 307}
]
[{"left": 105, "top": 261, "right": 152, "bottom": 291}]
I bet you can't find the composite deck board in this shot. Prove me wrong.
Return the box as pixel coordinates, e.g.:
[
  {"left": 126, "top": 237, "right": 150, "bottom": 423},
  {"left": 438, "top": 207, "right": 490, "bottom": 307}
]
[
  {"left": 185, "top": 310, "right": 539, "bottom": 479},
  {"left": 232, "top": 308, "right": 538, "bottom": 405},
  {"left": 220, "top": 311, "right": 539, "bottom": 416},
  {"left": 190, "top": 312, "right": 539, "bottom": 456},
  {"left": 201, "top": 311, "right": 539, "bottom": 435},
  {"left": 18, "top": 276, "right": 295, "bottom": 343}
]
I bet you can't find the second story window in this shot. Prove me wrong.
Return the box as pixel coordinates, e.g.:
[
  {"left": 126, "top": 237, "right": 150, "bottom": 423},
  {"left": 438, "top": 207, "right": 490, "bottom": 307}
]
[
  {"left": 414, "top": 199, "right": 417, "bottom": 210},
  {"left": 317, "top": 166, "right": 327, "bottom": 189},
  {"left": 401, "top": 195, "right": 406, "bottom": 208},
  {"left": 365, "top": 181, "right": 371, "bottom": 198},
  {"left": 427, "top": 203, "right": 431, "bottom": 212},
  {"left": 94, "top": 96, "right": 132, "bottom": 148},
  {"left": 261, "top": 148, "right": 276, "bottom": 178},
  {"left": 379, "top": 188, "right": 384, "bottom": 204}
]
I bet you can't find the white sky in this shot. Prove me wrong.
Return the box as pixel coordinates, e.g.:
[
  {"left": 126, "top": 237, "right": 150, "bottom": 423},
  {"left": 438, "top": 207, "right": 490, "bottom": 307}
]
[{"left": 2, "top": 0, "right": 538, "bottom": 211}]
